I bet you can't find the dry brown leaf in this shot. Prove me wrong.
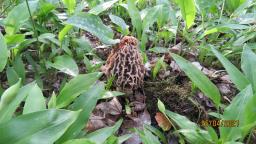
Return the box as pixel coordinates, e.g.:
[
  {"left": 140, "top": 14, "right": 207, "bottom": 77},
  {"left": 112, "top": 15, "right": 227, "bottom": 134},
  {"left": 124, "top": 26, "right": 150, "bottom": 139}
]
[
  {"left": 96, "top": 97, "right": 122, "bottom": 115},
  {"left": 155, "top": 112, "right": 172, "bottom": 131}
]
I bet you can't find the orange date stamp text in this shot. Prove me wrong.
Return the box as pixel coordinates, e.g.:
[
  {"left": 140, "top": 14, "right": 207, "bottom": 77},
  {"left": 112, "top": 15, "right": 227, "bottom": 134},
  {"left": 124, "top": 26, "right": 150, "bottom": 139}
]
[{"left": 200, "top": 120, "right": 239, "bottom": 127}]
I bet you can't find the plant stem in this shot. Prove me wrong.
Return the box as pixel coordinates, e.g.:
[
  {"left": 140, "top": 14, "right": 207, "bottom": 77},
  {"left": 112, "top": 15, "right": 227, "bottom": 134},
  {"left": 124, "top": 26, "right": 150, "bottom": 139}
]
[
  {"left": 218, "top": 0, "right": 225, "bottom": 24},
  {"left": 25, "top": 0, "right": 38, "bottom": 42}
]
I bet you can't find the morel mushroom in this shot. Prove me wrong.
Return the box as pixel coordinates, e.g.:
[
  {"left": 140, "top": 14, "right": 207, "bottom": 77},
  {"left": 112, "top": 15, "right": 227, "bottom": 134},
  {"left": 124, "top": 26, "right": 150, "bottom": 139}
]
[{"left": 102, "top": 36, "right": 145, "bottom": 93}]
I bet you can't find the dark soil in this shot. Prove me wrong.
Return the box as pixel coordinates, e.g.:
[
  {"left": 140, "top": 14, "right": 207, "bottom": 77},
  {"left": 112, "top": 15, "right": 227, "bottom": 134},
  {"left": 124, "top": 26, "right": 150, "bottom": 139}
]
[{"left": 144, "top": 73, "right": 204, "bottom": 125}]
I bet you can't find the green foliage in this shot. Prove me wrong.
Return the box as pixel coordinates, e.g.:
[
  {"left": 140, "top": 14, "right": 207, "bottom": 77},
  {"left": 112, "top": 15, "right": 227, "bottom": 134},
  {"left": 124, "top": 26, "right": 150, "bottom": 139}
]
[
  {"left": 0, "top": 109, "right": 80, "bottom": 144},
  {"left": 0, "top": 0, "right": 256, "bottom": 143},
  {"left": 23, "top": 83, "right": 46, "bottom": 114},
  {"left": 89, "top": 0, "right": 119, "bottom": 15},
  {"left": 65, "top": 13, "right": 119, "bottom": 45},
  {"left": 47, "top": 55, "right": 79, "bottom": 77},
  {"left": 211, "top": 47, "right": 249, "bottom": 91},
  {"left": 4, "top": 0, "right": 39, "bottom": 35},
  {"left": 0, "top": 32, "right": 8, "bottom": 72},
  {"left": 56, "top": 72, "right": 102, "bottom": 108},
  {"left": 171, "top": 53, "right": 221, "bottom": 107},
  {"left": 176, "top": 0, "right": 196, "bottom": 29}
]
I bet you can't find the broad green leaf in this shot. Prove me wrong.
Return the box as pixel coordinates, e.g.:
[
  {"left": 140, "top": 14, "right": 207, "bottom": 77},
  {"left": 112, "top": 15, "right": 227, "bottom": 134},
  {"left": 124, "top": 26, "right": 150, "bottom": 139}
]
[
  {"left": 85, "top": 119, "right": 123, "bottom": 144},
  {"left": 59, "top": 25, "right": 73, "bottom": 43},
  {"left": 6, "top": 67, "right": 19, "bottom": 85},
  {"left": 63, "top": 139, "right": 95, "bottom": 144},
  {"left": 0, "top": 79, "right": 21, "bottom": 121},
  {"left": 226, "top": 0, "right": 246, "bottom": 12},
  {"left": 56, "top": 72, "right": 102, "bottom": 108},
  {"left": 0, "top": 32, "right": 8, "bottom": 72},
  {"left": 165, "top": 110, "right": 213, "bottom": 143},
  {"left": 177, "top": 129, "right": 213, "bottom": 144},
  {"left": 176, "top": 0, "right": 196, "bottom": 29},
  {"left": 13, "top": 55, "right": 26, "bottom": 83},
  {"left": 135, "top": 127, "right": 161, "bottom": 144},
  {"left": 109, "top": 14, "right": 129, "bottom": 35},
  {"left": 211, "top": 47, "right": 249, "bottom": 91},
  {"left": 89, "top": 0, "right": 119, "bottom": 15},
  {"left": 127, "top": 0, "right": 142, "bottom": 38},
  {"left": 101, "top": 91, "right": 125, "bottom": 99},
  {"left": 233, "top": 0, "right": 254, "bottom": 17},
  {"left": 220, "top": 85, "right": 254, "bottom": 141},
  {"left": 39, "top": 33, "right": 60, "bottom": 46},
  {"left": 0, "top": 109, "right": 80, "bottom": 144},
  {"left": 4, "top": 0, "right": 39, "bottom": 35},
  {"left": 203, "top": 24, "right": 249, "bottom": 36},
  {"left": 144, "top": 125, "right": 168, "bottom": 144},
  {"left": 48, "top": 92, "right": 57, "bottom": 109},
  {"left": 149, "top": 47, "right": 169, "bottom": 54},
  {"left": 117, "top": 134, "right": 132, "bottom": 144},
  {"left": 47, "top": 55, "right": 79, "bottom": 76},
  {"left": 57, "top": 83, "right": 105, "bottom": 143},
  {"left": 62, "top": 0, "right": 76, "bottom": 14},
  {"left": 171, "top": 53, "right": 221, "bottom": 107},
  {"left": 23, "top": 83, "right": 46, "bottom": 114},
  {"left": 241, "top": 45, "right": 256, "bottom": 92},
  {"left": 66, "top": 13, "right": 119, "bottom": 45},
  {"left": 0, "top": 82, "right": 34, "bottom": 123},
  {"left": 4, "top": 34, "right": 25, "bottom": 45},
  {"left": 207, "top": 126, "right": 218, "bottom": 142}
]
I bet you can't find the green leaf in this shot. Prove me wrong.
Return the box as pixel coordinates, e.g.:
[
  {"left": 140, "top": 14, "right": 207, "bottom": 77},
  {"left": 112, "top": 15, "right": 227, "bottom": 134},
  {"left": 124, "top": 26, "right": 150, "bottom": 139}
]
[
  {"left": 0, "top": 79, "right": 21, "bottom": 122},
  {"left": 23, "top": 83, "right": 46, "bottom": 114},
  {"left": 144, "top": 125, "right": 168, "bottom": 144},
  {"left": 62, "top": 0, "right": 76, "bottom": 14},
  {"left": 57, "top": 83, "right": 105, "bottom": 143},
  {"left": 220, "top": 85, "right": 254, "bottom": 141},
  {"left": 226, "top": 0, "right": 246, "bottom": 12},
  {"left": 85, "top": 119, "right": 123, "bottom": 144},
  {"left": 13, "top": 55, "right": 26, "bottom": 83},
  {"left": 48, "top": 92, "right": 57, "bottom": 109},
  {"left": 211, "top": 47, "right": 249, "bottom": 91},
  {"left": 59, "top": 25, "right": 73, "bottom": 43},
  {"left": 65, "top": 13, "right": 119, "bottom": 45},
  {"left": 0, "top": 32, "right": 8, "bottom": 72},
  {"left": 171, "top": 53, "right": 221, "bottom": 107},
  {"left": 176, "top": 0, "right": 196, "bottom": 29},
  {"left": 203, "top": 24, "right": 249, "bottom": 36},
  {"left": 0, "top": 82, "right": 34, "bottom": 123},
  {"left": 157, "top": 99, "right": 166, "bottom": 113},
  {"left": 56, "top": 72, "right": 102, "bottom": 108},
  {"left": 4, "top": 0, "right": 39, "bottom": 35},
  {"left": 109, "top": 14, "right": 129, "bottom": 35},
  {"left": 127, "top": 0, "right": 142, "bottom": 38},
  {"left": 153, "top": 56, "right": 166, "bottom": 79},
  {"left": 39, "top": 33, "right": 60, "bottom": 46},
  {"left": 63, "top": 139, "right": 95, "bottom": 144},
  {"left": 0, "top": 109, "right": 80, "bottom": 144},
  {"left": 241, "top": 45, "right": 256, "bottom": 92},
  {"left": 165, "top": 110, "right": 213, "bottom": 143},
  {"left": 101, "top": 91, "right": 125, "bottom": 99},
  {"left": 4, "top": 34, "right": 25, "bottom": 45},
  {"left": 135, "top": 127, "right": 161, "bottom": 144},
  {"left": 89, "top": 0, "right": 119, "bottom": 15},
  {"left": 6, "top": 67, "right": 20, "bottom": 86},
  {"left": 117, "top": 134, "right": 132, "bottom": 144},
  {"left": 47, "top": 55, "right": 79, "bottom": 77}
]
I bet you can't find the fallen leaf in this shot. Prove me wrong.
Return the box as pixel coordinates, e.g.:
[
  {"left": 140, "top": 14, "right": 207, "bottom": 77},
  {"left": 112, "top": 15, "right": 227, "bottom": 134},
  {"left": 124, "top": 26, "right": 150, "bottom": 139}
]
[
  {"left": 96, "top": 97, "right": 122, "bottom": 115},
  {"left": 155, "top": 112, "right": 172, "bottom": 131}
]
